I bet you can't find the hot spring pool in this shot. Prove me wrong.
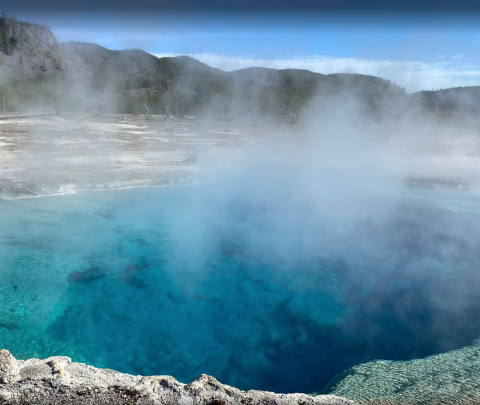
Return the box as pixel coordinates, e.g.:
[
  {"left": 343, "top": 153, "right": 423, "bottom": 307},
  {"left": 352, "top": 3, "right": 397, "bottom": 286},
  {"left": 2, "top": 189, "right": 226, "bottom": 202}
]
[{"left": 1, "top": 180, "right": 480, "bottom": 394}]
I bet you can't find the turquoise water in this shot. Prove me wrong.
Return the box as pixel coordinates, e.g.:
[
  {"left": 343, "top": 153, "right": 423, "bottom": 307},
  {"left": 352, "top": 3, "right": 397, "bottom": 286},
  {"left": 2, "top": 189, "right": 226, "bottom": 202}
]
[{"left": 1, "top": 177, "right": 480, "bottom": 393}]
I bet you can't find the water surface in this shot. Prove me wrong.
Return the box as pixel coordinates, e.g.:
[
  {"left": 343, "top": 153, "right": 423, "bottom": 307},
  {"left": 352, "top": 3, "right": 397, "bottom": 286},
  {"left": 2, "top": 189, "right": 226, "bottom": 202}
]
[{"left": 1, "top": 183, "right": 480, "bottom": 393}]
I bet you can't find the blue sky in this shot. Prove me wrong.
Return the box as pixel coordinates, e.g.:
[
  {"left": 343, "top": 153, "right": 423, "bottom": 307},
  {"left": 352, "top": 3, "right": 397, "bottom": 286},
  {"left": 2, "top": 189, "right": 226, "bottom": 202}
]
[{"left": 5, "top": 4, "right": 480, "bottom": 91}]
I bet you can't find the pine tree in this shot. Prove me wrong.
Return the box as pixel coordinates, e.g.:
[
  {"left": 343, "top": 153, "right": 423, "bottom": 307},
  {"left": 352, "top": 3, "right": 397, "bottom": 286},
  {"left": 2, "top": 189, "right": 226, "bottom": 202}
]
[{"left": 2, "top": 28, "right": 10, "bottom": 50}]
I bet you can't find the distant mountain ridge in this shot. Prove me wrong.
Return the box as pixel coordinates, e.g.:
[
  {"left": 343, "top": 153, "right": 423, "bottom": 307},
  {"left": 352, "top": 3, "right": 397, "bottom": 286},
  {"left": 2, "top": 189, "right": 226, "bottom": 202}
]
[{"left": 0, "top": 12, "right": 476, "bottom": 120}]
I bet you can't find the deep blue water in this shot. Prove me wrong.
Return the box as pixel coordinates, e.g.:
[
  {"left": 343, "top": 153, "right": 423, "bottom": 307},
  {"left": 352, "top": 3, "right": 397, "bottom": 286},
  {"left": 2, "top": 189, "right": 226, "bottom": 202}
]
[{"left": 1, "top": 176, "right": 480, "bottom": 393}]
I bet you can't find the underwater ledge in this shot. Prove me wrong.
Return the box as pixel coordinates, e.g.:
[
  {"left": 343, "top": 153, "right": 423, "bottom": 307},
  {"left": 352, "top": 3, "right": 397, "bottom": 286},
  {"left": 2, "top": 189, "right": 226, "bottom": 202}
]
[
  {"left": 323, "top": 340, "right": 480, "bottom": 405},
  {"left": 0, "top": 349, "right": 356, "bottom": 405}
]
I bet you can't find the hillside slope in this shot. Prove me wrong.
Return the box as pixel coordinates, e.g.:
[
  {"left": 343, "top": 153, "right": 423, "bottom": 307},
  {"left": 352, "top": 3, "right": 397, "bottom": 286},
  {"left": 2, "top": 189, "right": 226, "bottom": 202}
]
[{"left": 0, "top": 12, "right": 436, "bottom": 119}]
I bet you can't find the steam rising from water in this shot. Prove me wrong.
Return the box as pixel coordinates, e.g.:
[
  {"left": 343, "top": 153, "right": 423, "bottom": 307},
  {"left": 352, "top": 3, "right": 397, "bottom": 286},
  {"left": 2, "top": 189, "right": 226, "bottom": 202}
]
[
  {"left": 1, "top": 87, "right": 480, "bottom": 394},
  {"left": 3, "top": 11, "right": 480, "bottom": 398},
  {"left": 2, "top": 108, "right": 480, "bottom": 393}
]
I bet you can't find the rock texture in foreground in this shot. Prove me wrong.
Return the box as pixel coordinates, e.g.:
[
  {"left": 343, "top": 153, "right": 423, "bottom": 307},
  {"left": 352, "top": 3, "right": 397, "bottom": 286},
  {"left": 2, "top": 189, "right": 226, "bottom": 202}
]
[
  {"left": 324, "top": 341, "right": 480, "bottom": 404},
  {"left": 0, "top": 350, "right": 357, "bottom": 405}
]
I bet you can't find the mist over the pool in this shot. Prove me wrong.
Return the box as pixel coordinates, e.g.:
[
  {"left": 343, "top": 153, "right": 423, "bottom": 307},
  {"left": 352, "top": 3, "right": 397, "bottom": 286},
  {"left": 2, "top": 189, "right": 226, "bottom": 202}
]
[{"left": 1, "top": 84, "right": 480, "bottom": 398}]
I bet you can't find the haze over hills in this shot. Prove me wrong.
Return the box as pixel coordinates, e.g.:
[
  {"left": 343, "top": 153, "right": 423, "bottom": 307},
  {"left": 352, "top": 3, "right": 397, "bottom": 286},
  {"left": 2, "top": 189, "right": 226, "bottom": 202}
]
[{"left": 0, "top": 12, "right": 478, "bottom": 121}]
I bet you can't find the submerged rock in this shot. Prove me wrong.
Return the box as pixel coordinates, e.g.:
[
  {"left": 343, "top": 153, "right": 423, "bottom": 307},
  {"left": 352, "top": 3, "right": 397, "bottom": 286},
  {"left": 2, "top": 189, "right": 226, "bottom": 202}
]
[
  {"left": 323, "top": 341, "right": 480, "bottom": 404},
  {"left": 67, "top": 266, "right": 106, "bottom": 284},
  {"left": 0, "top": 350, "right": 357, "bottom": 405}
]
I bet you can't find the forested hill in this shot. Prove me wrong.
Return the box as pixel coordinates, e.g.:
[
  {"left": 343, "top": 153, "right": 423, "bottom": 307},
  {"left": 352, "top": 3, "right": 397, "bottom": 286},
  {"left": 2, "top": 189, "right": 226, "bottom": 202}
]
[
  {"left": 411, "top": 87, "right": 480, "bottom": 120},
  {"left": 0, "top": 12, "right": 474, "bottom": 120}
]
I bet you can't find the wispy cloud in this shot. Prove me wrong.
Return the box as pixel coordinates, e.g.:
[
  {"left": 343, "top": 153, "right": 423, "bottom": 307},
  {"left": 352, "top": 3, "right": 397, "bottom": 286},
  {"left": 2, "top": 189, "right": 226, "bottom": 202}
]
[{"left": 153, "top": 53, "right": 480, "bottom": 92}]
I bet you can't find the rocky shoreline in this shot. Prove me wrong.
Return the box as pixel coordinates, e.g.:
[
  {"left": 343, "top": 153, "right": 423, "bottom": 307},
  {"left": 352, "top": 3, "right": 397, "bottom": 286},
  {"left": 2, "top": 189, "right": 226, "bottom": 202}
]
[{"left": 0, "top": 350, "right": 357, "bottom": 405}]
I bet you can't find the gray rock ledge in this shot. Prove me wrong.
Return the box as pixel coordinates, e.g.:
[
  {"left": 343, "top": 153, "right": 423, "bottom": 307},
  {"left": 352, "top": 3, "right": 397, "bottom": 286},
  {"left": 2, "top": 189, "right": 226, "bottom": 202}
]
[{"left": 0, "top": 350, "right": 358, "bottom": 405}]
